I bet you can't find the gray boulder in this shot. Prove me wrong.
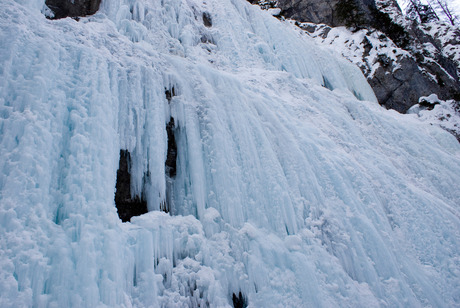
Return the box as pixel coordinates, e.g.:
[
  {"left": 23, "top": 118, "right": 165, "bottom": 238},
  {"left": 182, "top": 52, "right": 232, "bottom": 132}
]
[{"left": 45, "top": 0, "right": 101, "bottom": 19}]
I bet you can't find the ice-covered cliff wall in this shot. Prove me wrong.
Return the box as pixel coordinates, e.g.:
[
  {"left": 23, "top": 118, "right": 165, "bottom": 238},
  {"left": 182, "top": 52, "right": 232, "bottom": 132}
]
[
  {"left": 253, "top": 0, "right": 460, "bottom": 113},
  {"left": 0, "top": 0, "right": 459, "bottom": 307}
]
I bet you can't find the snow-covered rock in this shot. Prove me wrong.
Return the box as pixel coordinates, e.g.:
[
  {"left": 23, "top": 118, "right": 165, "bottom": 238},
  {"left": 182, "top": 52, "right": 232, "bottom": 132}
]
[{"left": 408, "top": 94, "right": 460, "bottom": 140}]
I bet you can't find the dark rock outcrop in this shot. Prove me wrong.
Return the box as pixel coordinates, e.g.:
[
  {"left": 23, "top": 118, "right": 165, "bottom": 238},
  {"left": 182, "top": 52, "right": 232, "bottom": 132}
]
[
  {"left": 276, "top": 0, "right": 376, "bottom": 27},
  {"left": 277, "top": 0, "right": 410, "bottom": 47},
  {"left": 278, "top": 0, "right": 338, "bottom": 25},
  {"left": 368, "top": 22, "right": 459, "bottom": 112},
  {"left": 45, "top": 0, "right": 101, "bottom": 19},
  {"left": 369, "top": 57, "right": 458, "bottom": 112}
]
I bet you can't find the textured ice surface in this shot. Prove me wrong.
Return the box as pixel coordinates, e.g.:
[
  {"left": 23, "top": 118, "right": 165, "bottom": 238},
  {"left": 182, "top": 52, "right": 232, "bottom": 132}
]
[{"left": 0, "top": 0, "right": 459, "bottom": 307}]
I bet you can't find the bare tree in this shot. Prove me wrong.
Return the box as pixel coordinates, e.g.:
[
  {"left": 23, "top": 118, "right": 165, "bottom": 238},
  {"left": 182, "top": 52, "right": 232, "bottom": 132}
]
[
  {"left": 406, "top": 0, "right": 439, "bottom": 23},
  {"left": 428, "top": 0, "right": 457, "bottom": 25}
]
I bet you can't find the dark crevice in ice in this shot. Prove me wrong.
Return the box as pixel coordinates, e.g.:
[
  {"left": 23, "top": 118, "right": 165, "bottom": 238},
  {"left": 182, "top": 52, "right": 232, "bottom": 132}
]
[
  {"left": 163, "top": 117, "right": 177, "bottom": 213},
  {"left": 166, "top": 117, "right": 177, "bottom": 178},
  {"left": 159, "top": 200, "right": 170, "bottom": 213},
  {"left": 322, "top": 76, "right": 334, "bottom": 91},
  {"left": 165, "top": 87, "right": 176, "bottom": 103},
  {"left": 232, "top": 291, "right": 248, "bottom": 308},
  {"left": 115, "top": 150, "right": 148, "bottom": 222},
  {"left": 203, "top": 12, "right": 212, "bottom": 27}
]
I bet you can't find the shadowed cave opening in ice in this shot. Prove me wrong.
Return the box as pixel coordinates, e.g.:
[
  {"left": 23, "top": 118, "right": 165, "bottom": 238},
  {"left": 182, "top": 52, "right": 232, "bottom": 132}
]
[
  {"left": 114, "top": 150, "right": 148, "bottom": 222},
  {"left": 203, "top": 12, "right": 213, "bottom": 27},
  {"left": 232, "top": 291, "right": 248, "bottom": 308}
]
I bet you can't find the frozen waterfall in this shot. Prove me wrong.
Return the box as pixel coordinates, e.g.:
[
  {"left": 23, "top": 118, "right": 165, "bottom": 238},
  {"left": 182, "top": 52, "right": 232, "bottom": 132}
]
[{"left": 0, "top": 0, "right": 459, "bottom": 307}]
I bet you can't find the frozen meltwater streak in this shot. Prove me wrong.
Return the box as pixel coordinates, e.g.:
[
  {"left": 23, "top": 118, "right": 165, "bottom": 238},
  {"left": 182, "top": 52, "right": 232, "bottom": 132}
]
[{"left": 0, "top": 0, "right": 459, "bottom": 307}]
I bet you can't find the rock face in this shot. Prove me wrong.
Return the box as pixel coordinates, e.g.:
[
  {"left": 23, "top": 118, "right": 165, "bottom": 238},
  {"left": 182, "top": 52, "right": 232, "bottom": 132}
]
[
  {"left": 277, "top": 0, "right": 339, "bottom": 25},
  {"left": 45, "top": 0, "right": 101, "bottom": 19},
  {"left": 369, "top": 57, "right": 457, "bottom": 112},
  {"left": 367, "top": 25, "right": 459, "bottom": 112},
  {"left": 277, "top": 0, "right": 376, "bottom": 27}
]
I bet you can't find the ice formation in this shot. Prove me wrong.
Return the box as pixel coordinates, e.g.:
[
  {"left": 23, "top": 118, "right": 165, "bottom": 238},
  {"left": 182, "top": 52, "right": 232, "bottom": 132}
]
[{"left": 0, "top": 0, "right": 459, "bottom": 307}]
